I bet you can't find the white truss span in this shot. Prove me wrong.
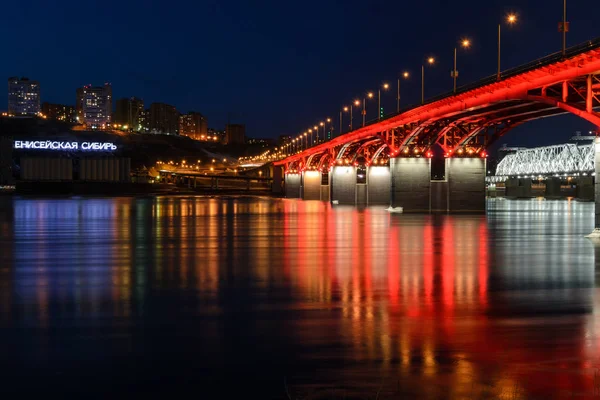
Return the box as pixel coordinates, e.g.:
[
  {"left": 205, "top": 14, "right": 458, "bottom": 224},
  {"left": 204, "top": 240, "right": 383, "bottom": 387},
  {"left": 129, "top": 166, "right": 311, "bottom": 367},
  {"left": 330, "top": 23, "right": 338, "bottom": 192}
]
[{"left": 492, "top": 143, "right": 595, "bottom": 182}]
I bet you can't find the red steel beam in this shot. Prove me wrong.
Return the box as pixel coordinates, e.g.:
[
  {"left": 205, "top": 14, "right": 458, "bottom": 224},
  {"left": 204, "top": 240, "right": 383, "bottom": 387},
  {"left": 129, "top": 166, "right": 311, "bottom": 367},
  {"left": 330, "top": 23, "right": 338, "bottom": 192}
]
[{"left": 275, "top": 48, "right": 600, "bottom": 166}]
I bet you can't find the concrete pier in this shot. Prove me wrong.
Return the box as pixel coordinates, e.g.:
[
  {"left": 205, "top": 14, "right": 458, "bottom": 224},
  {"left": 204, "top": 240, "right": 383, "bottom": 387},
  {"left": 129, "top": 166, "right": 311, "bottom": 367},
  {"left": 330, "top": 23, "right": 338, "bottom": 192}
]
[
  {"left": 505, "top": 178, "right": 532, "bottom": 198},
  {"left": 367, "top": 166, "right": 391, "bottom": 205},
  {"left": 284, "top": 173, "right": 301, "bottom": 198},
  {"left": 587, "top": 138, "right": 600, "bottom": 237},
  {"left": 446, "top": 158, "right": 486, "bottom": 212},
  {"left": 330, "top": 165, "right": 356, "bottom": 205},
  {"left": 390, "top": 158, "right": 430, "bottom": 212},
  {"left": 302, "top": 171, "right": 321, "bottom": 200},
  {"left": 577, "top": 176, "right": 594, "bottom": 201},
  {"left": 545, "top": 177, "right": 562, "bottom": 199}
]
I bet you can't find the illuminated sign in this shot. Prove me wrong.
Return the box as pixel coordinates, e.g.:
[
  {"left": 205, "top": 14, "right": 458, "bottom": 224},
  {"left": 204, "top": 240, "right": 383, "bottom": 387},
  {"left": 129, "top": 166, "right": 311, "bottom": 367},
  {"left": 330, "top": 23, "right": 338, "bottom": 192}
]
[{"left": 13, "top": 140, "right": 117, "bottom": 151}]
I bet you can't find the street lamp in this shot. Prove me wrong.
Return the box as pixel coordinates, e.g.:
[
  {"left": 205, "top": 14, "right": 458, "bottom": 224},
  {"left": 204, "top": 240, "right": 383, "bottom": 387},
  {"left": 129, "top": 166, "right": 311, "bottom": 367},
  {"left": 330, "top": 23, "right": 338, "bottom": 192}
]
[
  {"left": 422, "top": 57, "right": 435, "bottom": 104},
  {"left": 303, "top": 132, "right": 308, "bottom": 150},
  {"left": 498, "top": 13, "right": 517, "bottom": 80},
  {"left": 326, "top": 118, "right": 331, "bottom": 140},
  {"left": 363, "top": 92, "right": 374, "bottom": 127},
  {"left": 397, "top": 71, "right": 409, "bottom": 112},
  {"left": 378, "top": 83, "right": 389, "bottom": 120},
  {"left": 313, "top": 125, "right": 318, "bottom": 145},
  {"left": 452, "top": 38, "right": 471, "bottom": 93},
  {"left": 352, "top": 100, "right": 360, "bottom": 130},
  {"left": 319, "top": 121, "right": 324, "bottom": 144},
  {"left": 308, "top": 129, "right": 313, "bottom": 147},
  {"left": 340, "top": 107, "right": 348, "bottom": 137},
  {"left": 561, "top": 0, "right": 568, "bottom": 56}
]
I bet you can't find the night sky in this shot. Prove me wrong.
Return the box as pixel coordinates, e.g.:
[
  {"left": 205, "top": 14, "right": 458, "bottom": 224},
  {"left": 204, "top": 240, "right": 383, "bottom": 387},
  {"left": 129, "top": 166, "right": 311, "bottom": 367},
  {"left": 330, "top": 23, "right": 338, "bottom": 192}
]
[{"left": 1, "top": 0, "right": 599, "bottom": 147}]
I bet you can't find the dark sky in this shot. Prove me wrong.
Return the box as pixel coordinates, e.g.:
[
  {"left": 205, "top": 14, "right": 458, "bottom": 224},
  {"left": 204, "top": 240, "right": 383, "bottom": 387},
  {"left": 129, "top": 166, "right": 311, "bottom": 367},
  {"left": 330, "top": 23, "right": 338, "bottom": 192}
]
[{"left": 1, "top": 0, "right": 598, "bottom": 146}]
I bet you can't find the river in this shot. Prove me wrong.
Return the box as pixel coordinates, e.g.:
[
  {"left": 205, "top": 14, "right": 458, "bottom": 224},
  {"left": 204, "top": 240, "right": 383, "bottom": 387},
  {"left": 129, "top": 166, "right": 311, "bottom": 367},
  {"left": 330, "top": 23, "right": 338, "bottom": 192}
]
[{"left": 0, "top": 196, "right": 599, "bottom": 399}]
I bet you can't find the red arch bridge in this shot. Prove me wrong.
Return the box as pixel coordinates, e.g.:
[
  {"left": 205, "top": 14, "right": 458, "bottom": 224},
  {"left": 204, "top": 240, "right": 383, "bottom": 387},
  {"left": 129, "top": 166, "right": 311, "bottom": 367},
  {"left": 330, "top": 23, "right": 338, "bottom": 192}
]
[{"left": 272, "top": 38, "right": 600, "bottom": 213}]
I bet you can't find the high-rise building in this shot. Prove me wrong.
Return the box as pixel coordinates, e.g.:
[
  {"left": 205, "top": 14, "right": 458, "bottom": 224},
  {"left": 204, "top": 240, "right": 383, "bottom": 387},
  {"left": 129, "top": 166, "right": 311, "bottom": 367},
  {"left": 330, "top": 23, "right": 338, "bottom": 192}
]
[
  {"left": 179, "top": 112, "right": 208, "bottom": 140},
  {"left": 225, "top": 124, "right": 246, "bottom": 145},
  {"left": 8, "top": 77, "right": 40, "bottom": 116},
  {"left": 114, "top": 97, "right": 144, "bottom": 131},
  {"left": 149, "top": 103, "right": 179, "bottom": 135},
  {"left": 139, "top": 108, "right": 150, "bottom": 133},
  {"left": 41, "top": 103, "right": 76, "bottom": 123},
  {"left": 76, "top": 83, "right": 112, "bottom": 129}
]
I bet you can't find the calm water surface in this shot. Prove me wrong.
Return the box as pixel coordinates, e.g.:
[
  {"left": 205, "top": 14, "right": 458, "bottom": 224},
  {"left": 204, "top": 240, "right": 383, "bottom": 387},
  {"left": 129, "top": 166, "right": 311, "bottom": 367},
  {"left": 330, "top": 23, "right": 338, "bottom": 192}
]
[{"left": 1, "top": 196, "right": 600, "bottom": 399}]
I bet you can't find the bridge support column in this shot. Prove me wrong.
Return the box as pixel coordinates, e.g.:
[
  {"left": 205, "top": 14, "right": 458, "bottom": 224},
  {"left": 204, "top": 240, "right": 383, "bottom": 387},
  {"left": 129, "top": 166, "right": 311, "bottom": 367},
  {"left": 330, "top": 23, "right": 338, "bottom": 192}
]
[
  {"left": 284, "top": 173, "right": 301, "bottom": 198},
  {"left": 320, "top": 170, "right": 330, "bottom": 202},
  {"left": 367, "top": 166, "right": 391, "bottom": 205},
  {"left": 446, "top": 157, "right": 486, "bottom": 212},
  {"left": 302, "top": 170, "right": 322, "bottom": 200},
  {"left": 577, "top": 176, "right": 594, "bottom": 201},
  {"left": 545, "top": 177, "right": 562, "bottom": 199},
  {"left": 587, "top": 138, "right": 600, "bottom": 238},
  {"left": 331, "top": 165, "right": 356, "bottom": 205},
  {"left": 505, "top": 178, "right": 532, "bottom": 198},
  {"left": 272, "top": 166, "right": 283, "bottom": 194},
  {"left": 390, "top": 158, "right": 430, "bottom": 212}
]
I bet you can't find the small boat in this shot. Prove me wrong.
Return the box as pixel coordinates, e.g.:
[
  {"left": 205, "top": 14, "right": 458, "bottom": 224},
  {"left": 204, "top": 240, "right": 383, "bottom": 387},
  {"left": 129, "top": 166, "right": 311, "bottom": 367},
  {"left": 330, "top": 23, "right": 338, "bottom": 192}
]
[{"left": 386, "top": 206, "right": 403, "bottom": 213}]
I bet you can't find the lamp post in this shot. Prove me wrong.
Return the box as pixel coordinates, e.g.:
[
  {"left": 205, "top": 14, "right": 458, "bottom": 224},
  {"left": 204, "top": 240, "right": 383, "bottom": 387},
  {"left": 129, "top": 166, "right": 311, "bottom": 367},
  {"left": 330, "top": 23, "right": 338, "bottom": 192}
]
[
  {"left": 319, "top": 122, "right": 324, "bottom": 144},
  {"left": 378, "top": 83, "right": 389, "bottom": 120},
  {"left": 362, "top": 92, "right": 374, "bottom": 127},
  {"left": 313, "top": 125, "right": 318, "bottom": 144},
  {"left": 397, "top": 71, "right": 409, "bottom": 112},
  {"left": 352, "top": 100, "right": 360, "bottom": 130},
  {"left": 325, "top": 118, "right": 331, "bottom": 140},
  {"left": 340, "top": 108, "right": 346, "bottom": 137},
  {"left": 303, "top": 132, "right": 308, "bottom": 150},
  {"left": 422, "top": 57, "right": 435, "bottom": 104},
  {"left": 561, "top": 0, "right": 568, "bottom": 56},
  {"left": 452, "top": 39, "right": 471, "bottom": 93},
  {"left": 308, "top": 129, "right": 313, "bottom": 147},
  {"left": 498, "top": 14, "right": 517, "bottom": 80}
]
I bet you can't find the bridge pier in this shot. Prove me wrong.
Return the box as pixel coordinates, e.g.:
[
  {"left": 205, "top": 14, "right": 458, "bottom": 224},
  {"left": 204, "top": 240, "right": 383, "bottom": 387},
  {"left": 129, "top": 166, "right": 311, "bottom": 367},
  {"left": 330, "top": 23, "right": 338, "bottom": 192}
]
[
  {"left": 284, "top": 173, "right": 301, "bottom": 198},
  {"left": 331, "top": 165, "right": 357, "bottom": 205},
  {"left": 390, "top": 158, "right": 430, "bottom": 212},
  {"left": 587, "top": 138, "right": 600, "bottom": 238},
  {"left": 320, "top": 170, "right": 330, "bottom": 202},
  {"left": 576, "top": 176, "right": 594, "bottom": 201},
  {"left": 367, "top": 166, "right": 391, "bottom": 205},
  {"left": 505, "top": 178, "right": 532, "bottom": 198},
  {"left": 302, "top": 170, "right": 322, "bottom": 200},
  {"left": 272, "top": 166, "right": 283, "bottom": 194},
  {"left": 446, "top": 157, "right": 486, "bottom": 212},
  {"left": 545, "top": 177, "right": 562, "bottom": 199}
]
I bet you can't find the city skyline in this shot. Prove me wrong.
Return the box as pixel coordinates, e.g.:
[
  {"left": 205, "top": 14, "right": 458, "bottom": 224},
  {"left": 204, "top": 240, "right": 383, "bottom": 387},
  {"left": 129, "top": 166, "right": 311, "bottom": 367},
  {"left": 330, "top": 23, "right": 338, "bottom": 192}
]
[{"left": 1, "top": 0, "right": 599, "bottom": 145}]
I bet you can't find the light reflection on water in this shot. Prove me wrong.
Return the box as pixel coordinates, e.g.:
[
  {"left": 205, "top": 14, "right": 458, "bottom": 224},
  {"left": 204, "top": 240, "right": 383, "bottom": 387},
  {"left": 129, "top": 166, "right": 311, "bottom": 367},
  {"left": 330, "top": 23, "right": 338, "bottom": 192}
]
[{"left": 0, "top": 196, "right": 599, "bottom": 398}]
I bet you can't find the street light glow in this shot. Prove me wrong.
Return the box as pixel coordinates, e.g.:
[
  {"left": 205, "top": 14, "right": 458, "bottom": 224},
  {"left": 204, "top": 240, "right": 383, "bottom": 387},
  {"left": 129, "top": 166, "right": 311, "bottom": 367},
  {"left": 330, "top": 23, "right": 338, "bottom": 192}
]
[
  {"left": 461, "top": 38, "right": 471, "bottom": 48},
  {"left": 507, "top": 13, "right": 517, "bottom": 24},
  {"left": 383, "top": 83, "right": 389, "bottom": 89},
  {"left": 402, "top": 71, "right": 409, "bottom": 78},
  {"left": 367, "top": 92, "right": 374, "bottom": 98},
  {"left": 427, "top": 57, "right": 435, "bottom": 64},
  {"left": 343, "top": 106, "right": 349, "bottom": 112},
  {"left": 320, "top": 122, "right": 324, "bottom": 126},
  {"left": 354, "top": 100, "right": 360, "bottom": 106}
]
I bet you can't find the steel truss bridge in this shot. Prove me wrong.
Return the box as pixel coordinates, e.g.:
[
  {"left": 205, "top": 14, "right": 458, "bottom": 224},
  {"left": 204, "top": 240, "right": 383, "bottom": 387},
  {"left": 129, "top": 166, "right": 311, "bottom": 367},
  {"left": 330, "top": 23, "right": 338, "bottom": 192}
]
[
  {"left": 489, "top": 143, "right": 595, "bottom": 183},
  {"left": 275, "top": 38, "right": 600, "bottom": 172}
]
